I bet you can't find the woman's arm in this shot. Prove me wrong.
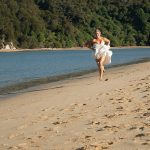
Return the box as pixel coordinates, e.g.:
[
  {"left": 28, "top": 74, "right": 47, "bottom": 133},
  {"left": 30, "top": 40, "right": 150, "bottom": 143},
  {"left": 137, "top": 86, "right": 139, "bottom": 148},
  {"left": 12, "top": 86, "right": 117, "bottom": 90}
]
[{"left": 103, "top": 37, "right": 110, "bottom": 45}]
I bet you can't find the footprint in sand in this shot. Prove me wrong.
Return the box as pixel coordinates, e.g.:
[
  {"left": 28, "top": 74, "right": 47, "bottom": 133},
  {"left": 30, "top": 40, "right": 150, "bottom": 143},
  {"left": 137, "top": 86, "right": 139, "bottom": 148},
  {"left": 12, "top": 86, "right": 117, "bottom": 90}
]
[
  {"left": 75, "top": 146, "right": 86, "bottom": 150},
  {"left": 105, "top": 78, "right": 109, "bottom": 81},
  {"left": 52, "top": 120, "right": 68, "bottom": 126},
  {"left": 96, "top": 128, "right": 103, "bottom": 132},
  {"left": 116, "top": 106, "right": 124, "bottom": 110},
  {"left": 143, "top": 112, "right": 150, "bottom": 117},
  {"left": 128, "top": 126, "right": 137, "bottom": 131},
  {"left": 7, "top": 146, "right": 19, "bottom": 149},
  {"left": 131, "top": 108, "right": 142, "bottom": 113},
  {"left": 104, "top": 114, "right": 116, "bottom": 119},
  {"left": 96, "top": 105, "right": 102, "bottom": 109},
  {"left": 116, "top": 97, "right": 125, "bottom": 101},
  {"left": 134, "top": 87, "right": 141, "bottom": 91},
  {"left": 7, "top": 143, "right": 27, "bottom": 150},
  {"left": 97, "top": 125, "right": 120, "bottom": 133},
  {"left": 128, "top": 98, "right": 132, "bottom": 102},
  {"left": 41, "top": 108, "right": 50, "bottom": 112},
  {"left": 141, "top": 142, "right": 149, "bottom": 145},
  {"left": 135, "top": 133, "right": 145, "bottom": 138}
]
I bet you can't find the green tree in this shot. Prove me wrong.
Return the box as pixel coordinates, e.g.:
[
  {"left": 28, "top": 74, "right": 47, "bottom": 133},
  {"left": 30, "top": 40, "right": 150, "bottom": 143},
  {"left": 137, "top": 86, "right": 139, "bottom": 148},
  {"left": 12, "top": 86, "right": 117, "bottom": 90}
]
[{"left": 0, "top": 0, "right": 149, "bottom": 48}]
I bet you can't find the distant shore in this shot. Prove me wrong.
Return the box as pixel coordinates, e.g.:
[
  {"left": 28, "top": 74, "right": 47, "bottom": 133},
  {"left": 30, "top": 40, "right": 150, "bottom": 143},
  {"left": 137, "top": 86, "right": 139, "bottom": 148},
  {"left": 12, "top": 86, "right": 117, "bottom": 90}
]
[
  {"left": 0, "top": 46, "right": 150, "bottom": 52},
  {"left": 0, "top": 47, "right": 88, "bottom": 52}
]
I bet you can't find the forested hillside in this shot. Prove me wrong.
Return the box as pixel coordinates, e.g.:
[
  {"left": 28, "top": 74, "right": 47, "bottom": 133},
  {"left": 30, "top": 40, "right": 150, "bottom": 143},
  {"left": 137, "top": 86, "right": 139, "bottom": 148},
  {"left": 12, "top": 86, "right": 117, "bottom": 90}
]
[{"left": 0, "top": 0, "right": 150, "bottom": 48}]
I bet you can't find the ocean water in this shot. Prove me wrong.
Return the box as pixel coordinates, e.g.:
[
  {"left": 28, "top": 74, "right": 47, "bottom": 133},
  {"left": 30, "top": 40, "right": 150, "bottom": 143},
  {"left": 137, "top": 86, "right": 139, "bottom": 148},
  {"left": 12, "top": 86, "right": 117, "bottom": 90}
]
[{"left": 0, "top": 48, "right": 149, "bottom": 94}]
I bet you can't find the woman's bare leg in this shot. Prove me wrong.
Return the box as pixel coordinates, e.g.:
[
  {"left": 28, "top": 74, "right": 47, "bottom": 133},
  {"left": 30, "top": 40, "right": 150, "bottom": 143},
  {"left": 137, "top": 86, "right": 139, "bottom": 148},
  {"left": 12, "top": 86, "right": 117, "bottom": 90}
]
[
  {"left": 96, "top": 59, "right": 101, "bottom": 79},
  {"left": 99, "top": 56, "right": 106, "bottom": 80}
]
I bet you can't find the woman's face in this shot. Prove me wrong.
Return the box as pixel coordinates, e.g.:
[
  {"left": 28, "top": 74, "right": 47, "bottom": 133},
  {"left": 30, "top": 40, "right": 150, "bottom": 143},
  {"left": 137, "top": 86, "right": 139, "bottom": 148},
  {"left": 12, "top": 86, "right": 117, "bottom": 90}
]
[{"left": 96, "top": 31, "right": 101, "bottom": 38}]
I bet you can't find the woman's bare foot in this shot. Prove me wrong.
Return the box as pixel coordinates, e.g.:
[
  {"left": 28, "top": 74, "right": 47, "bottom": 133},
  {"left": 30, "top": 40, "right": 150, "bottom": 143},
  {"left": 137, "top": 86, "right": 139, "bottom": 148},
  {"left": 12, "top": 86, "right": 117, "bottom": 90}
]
[{"left": 99, "top": 76, "right": 103, "bottom": 81}]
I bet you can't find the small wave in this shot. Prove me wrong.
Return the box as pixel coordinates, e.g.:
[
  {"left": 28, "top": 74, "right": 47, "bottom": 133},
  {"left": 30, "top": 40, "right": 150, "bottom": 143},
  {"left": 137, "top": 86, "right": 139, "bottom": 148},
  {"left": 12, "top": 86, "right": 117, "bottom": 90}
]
[{"left": 0, "top": 69, "right": 96, "bottom": 95}]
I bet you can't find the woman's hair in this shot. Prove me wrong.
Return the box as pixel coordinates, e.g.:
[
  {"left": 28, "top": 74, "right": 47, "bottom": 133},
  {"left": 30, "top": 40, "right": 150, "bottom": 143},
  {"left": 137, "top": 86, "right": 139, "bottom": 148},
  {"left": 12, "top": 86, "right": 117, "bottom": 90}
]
[{"left": 96, "top": 29, "right": 101, "bottom": 33}]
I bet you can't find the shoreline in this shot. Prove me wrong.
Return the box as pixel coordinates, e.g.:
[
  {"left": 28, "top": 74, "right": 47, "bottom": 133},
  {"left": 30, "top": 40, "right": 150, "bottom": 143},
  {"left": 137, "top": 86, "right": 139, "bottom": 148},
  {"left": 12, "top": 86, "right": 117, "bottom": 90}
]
[
  {"left": 0, "top": 61, "right": 150, "bottom": 149},
  {"left": 0, "top": 47, "right": 89, "bottom": 52},
  {"left": 0, "top": 46, "right": 150, "bottom": 52}
]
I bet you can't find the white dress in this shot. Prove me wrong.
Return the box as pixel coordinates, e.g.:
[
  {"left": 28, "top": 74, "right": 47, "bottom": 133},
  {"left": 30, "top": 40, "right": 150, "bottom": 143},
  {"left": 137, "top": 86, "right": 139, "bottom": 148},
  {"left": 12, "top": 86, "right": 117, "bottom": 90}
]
[{"left": 92, "top": 41, "right": 112, "bottom": 65}]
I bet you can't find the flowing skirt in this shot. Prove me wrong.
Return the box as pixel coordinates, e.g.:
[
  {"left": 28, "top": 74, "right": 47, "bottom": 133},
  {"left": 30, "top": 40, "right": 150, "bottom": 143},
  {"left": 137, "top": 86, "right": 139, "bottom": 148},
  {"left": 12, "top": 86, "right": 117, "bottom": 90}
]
[{"left": 92, "top": 43, "right": 112, "bottom": 65}]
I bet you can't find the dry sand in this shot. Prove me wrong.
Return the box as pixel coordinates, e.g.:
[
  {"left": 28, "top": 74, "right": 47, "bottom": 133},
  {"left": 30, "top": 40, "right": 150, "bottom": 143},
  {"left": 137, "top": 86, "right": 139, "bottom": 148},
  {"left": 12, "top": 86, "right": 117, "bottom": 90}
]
[{"left": 0, "top": 61, "right": 150, "bottom": 150}]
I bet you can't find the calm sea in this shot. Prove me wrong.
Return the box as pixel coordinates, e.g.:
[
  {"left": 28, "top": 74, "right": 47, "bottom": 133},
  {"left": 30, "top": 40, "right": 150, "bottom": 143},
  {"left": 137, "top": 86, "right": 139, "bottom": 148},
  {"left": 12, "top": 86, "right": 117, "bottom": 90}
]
[{"left": 0, "top": 48, "right": 149, "bottom": 94}]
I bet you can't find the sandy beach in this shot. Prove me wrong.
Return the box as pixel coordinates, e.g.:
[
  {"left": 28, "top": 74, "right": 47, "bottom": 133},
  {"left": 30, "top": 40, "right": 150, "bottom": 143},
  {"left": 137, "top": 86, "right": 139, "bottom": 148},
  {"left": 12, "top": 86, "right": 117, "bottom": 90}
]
[{"left": 0, "top": 61, "right": 150, "bottom": 150}]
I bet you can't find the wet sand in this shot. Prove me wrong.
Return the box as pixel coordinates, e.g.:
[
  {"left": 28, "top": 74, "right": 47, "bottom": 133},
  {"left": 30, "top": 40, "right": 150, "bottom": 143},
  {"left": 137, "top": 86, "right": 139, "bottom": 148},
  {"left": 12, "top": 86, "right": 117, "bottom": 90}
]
[{"left": 0, "top": 61, "right": 150, "bottom": 150}]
